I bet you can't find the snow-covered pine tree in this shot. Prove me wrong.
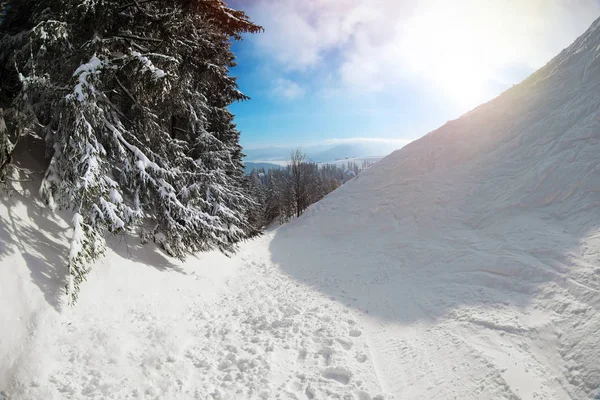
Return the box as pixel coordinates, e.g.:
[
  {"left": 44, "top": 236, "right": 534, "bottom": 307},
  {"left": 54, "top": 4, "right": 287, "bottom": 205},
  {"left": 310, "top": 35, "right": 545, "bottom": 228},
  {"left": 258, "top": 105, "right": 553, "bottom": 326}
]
[
  {"left": 264, "top": 170, "right": 282, "bottom": 224},
  {"left": 245, "top": 169, "right": 267, "bottom": 235},
  {"left": 0, "top": 0, "right": 261, "bottom": 302}
]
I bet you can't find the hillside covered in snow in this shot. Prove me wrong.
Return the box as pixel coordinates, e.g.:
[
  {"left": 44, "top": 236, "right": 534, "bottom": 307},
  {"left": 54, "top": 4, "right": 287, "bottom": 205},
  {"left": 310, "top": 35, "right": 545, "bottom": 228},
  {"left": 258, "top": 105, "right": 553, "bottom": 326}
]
[
  {"left": 271, "top": 15, "right": 600, "bottom": 399},
  {"left": 2, "top": 12, "right": 600, "bottom": 400}
]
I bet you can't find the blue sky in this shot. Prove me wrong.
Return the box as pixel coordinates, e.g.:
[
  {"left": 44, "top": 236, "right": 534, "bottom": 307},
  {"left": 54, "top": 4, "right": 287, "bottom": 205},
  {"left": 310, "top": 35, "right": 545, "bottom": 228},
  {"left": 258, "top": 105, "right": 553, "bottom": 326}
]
[{"left": 228, "top": 0, "right": 600, "bottom": 151}]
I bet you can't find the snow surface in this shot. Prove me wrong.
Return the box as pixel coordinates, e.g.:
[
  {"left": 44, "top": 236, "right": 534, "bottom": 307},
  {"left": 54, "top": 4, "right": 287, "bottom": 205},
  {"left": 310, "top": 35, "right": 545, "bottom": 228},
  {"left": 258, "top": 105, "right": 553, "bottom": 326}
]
[
  {"left": 0, "top": 196, "right": 382, "bottom": 399},
  {"left": 69, "top": 55, "right": 104, "bottom": 102},
  {"left": 269, "top": 16, "right": 600, "bottom": 399},
  {"left": 2, "top": 15, "right": 600, "bottom": 400}
]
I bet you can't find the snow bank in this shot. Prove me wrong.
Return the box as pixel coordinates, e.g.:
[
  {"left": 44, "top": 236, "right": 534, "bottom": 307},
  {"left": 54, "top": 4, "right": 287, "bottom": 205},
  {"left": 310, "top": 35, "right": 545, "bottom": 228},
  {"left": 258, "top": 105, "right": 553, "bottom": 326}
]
[{"left": 270, "top": 16, "right": 600, "bottom": 400}]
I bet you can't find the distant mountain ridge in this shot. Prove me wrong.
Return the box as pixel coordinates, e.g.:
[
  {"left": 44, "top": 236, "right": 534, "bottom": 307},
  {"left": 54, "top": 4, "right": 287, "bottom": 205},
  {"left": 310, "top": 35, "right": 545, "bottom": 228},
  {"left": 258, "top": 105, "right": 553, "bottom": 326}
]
[
  {"left": 243, "top": 162, "right": 282, "bottom": 174},
  {"left": 244, "top": 140, "right": 408, "bottom": 163}
]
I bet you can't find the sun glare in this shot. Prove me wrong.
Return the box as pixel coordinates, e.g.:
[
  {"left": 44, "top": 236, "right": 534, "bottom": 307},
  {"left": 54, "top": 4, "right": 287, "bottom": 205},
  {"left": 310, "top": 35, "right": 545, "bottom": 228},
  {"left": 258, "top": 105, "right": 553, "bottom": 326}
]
[{"left": 397, "top": 1, "right": 547, "bottom": 110}]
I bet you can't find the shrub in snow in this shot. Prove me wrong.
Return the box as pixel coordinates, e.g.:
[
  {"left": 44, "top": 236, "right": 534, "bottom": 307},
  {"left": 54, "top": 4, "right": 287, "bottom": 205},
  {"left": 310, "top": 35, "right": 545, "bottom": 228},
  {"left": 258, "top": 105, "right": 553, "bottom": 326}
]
[{"left": 0, "top": 0, "right": 262, "bottom": 302}]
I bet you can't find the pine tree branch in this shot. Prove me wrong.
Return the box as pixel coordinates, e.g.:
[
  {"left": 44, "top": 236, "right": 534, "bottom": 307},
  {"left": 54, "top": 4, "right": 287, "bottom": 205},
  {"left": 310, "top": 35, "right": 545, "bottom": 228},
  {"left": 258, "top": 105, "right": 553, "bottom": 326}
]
[
  {"left": 114, "top": 76, "right": 138, "bottom": 105},
  {"left": 0, "top": 176, "right": 32, "bottom": 183},
  {"left": 117, "top": 34, "right": 163, "bottom": 43},
  {"left": 130, "top": 41, "right": 149, "bottom": 53},
  {"left": 6, "top": 164, "right": 44, "bottom": 174},
  {"left": 119, "top": 0, "right": 161, "bottom": 11},
  {"left": 172, "top": 126, "right": 189, "bottom": 134},
  {"left": 0, "top": 155, "right": 13, "bottom": 177}
]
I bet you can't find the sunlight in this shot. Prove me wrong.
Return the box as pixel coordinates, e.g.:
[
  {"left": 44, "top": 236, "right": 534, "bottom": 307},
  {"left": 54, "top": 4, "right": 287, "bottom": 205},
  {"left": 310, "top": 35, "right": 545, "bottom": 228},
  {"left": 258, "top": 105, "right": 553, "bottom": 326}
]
[{"left": 398, "top": 1, "right": 547, "bottom": 110}]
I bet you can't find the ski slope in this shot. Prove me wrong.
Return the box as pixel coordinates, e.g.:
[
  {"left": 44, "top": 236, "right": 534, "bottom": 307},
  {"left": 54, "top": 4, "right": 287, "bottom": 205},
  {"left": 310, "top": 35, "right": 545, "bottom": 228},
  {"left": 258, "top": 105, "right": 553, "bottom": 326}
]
[{"left": 1, "top": 14, "right": 600, "bottom": 400}]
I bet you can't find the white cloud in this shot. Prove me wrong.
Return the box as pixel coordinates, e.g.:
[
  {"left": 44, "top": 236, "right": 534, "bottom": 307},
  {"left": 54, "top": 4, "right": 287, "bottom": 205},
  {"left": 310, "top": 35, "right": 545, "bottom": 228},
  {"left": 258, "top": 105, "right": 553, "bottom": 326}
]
[
  {"left": 271, "top": 78, "right": 306, "bottom": 100},
  {"left": 246, "top": 0, "right": 600, "bottom": 109},
  {"left": 247, "top": 0, "right": 382, "bottom": 71}
]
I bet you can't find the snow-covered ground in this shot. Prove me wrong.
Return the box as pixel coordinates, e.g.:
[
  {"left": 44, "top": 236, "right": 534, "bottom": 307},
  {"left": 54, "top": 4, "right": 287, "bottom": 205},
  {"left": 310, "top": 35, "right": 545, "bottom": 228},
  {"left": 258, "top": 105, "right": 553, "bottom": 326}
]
[
  {"left": 0, "top": 190, "right": 384, "bottom": 399},
  {"left": 269, "top": 16, "right": 600, "bottom": 399},
  {"left": 2, "top": 13, "right": 600, "bottom": 400},
  {"left": 0, "top": 145, "right": 385, "bottom": 399}
]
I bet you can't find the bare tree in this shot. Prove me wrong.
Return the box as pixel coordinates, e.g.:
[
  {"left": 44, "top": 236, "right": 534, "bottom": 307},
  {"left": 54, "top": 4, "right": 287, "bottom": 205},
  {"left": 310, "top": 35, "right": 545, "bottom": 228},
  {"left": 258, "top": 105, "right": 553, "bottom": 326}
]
[
  {"left": 290, "top": 148, "right": 308, "bottom": 218},
  {"left": 245, "top": 152, "right": 369, "bottom": 227}
]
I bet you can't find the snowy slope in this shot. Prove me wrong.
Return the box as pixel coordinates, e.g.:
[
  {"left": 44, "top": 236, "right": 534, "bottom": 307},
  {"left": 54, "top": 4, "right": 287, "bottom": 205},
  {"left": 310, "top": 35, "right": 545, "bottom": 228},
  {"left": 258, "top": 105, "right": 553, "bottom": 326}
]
[
  {"left": 2, "top": 14, "right": 600, "bottom": 400},
  {"left": 271, "top": 17, "right": 600, "bottom": 400}
]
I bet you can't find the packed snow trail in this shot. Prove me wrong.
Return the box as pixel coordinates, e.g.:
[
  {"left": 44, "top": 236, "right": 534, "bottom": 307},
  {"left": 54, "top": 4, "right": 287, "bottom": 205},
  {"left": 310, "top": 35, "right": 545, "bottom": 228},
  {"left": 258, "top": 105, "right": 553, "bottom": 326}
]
[
  {"left": 0, "top": 142, "right": 385, "bottom": 398},
  {"left": 0, "top": 180, "right": 384, "bottom": 400}
]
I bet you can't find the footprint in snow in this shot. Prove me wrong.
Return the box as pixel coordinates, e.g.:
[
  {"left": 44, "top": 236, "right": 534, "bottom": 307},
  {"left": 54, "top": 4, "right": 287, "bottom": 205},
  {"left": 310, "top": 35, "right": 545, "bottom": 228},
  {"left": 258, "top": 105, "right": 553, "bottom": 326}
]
[
  {"left": 321, "top": 367, "right": 351, "bottom": 385},
  {"left": 336, "top": 337, "right": 353, "bottom": 350},
  {"left": 355, "top": 352, "right": 368, "bottom": 363},
  {"left": 297, "top": 348, "right": 307, "bottom": 361},
  {"left": 349, "top": 329, "right": 362, "bottom": 337},
  {"left": 305, "top": 385, "right": 316, "bottom": 399},
  {"left": 356, "top": 391, "right": 372, "bottom": 400},
  {"left": 317, "top": 347, "right": 333, "bottom": 366}
]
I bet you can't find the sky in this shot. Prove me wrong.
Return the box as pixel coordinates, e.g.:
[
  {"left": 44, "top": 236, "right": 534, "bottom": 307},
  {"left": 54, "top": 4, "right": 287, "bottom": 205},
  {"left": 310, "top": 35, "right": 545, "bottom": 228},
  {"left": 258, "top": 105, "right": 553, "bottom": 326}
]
[{"left": 227, "top": 0, "right": 600, "bottom": 151}]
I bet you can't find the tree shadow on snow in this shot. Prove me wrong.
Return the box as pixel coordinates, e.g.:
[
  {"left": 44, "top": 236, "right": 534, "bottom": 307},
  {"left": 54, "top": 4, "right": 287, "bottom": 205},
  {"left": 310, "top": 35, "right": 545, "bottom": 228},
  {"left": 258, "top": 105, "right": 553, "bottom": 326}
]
[
  {"left": 106, "top": 232, "right": 183, "bottom": 274},
  {"left": 0, "top": 167, "right": 71, "bottom": 312},
  {"left": 269, "top": 111, "right": 600, "bottom": 325},
  {"left": 268, "top": 211, "right": 560, "bottom": 324},
  {"left": 0, "top": 140, "right": 182, "bottom": 312}
]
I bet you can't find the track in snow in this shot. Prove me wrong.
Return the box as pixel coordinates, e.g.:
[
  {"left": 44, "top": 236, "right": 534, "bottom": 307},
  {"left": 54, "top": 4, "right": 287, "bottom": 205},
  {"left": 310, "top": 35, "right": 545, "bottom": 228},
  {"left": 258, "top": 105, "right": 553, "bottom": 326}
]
[{"left": 0, "top": 204, "right": 385, "bottom": 400}]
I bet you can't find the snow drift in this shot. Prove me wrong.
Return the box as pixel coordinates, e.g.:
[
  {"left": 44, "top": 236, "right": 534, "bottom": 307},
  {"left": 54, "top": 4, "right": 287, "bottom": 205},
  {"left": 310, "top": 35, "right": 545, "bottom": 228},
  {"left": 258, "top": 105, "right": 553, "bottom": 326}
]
[{"left": 271, "top": 16, "right": 600, "bottom": 399}]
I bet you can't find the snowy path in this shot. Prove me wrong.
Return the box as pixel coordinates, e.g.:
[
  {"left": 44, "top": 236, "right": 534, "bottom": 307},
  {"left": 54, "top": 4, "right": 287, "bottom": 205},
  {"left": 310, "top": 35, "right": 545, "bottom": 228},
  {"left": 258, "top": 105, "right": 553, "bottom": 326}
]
[
  {"left": 0, "top": 204, "right": 384, "bottom": 400},
  {"left": 1, "top": 183, "right": 599, "bottom": 400},
  {"left": 2, "top": 207, "right": 598, "bottom": 400},
  {"left": 216, "top": 238, "right": 383, "bottom": 400},
  {"left": 270, "top": 209, "right": 600, "bottom": 400}
]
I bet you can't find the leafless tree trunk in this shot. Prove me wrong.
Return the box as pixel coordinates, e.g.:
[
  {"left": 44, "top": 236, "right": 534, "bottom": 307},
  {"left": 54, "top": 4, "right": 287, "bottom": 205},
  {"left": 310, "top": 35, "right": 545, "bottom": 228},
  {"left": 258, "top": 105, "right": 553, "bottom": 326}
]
[{"left": 289, "top": 148, "right": 307, "bottom": 218}]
